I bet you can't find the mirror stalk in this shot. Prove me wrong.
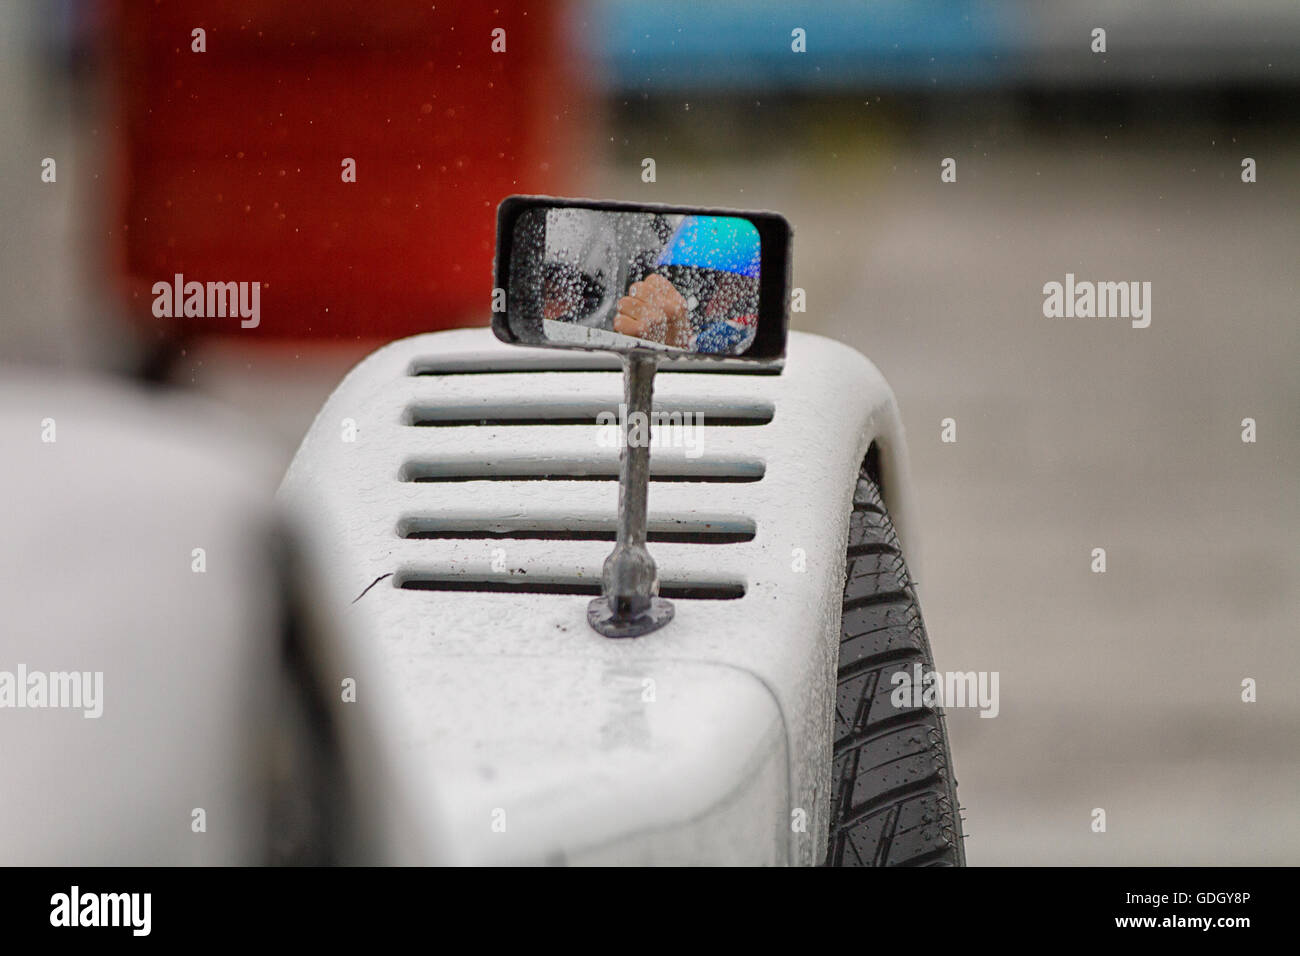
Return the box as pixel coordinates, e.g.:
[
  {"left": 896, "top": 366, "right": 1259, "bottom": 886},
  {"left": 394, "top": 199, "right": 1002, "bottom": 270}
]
[{"left": 587, "top": 349, "right": 675, "bottom": 638}]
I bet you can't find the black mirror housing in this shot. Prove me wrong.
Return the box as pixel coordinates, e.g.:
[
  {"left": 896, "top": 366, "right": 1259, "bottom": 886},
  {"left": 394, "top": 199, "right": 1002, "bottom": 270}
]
[{"left": 492, "top": 195, "right": 791, "bottom": 362}]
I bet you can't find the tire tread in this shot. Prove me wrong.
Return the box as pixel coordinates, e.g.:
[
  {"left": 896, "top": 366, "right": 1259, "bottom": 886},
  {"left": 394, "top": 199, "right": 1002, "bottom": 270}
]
[{"left": 826, "top": 465, "right": 965, "bottom": 866}]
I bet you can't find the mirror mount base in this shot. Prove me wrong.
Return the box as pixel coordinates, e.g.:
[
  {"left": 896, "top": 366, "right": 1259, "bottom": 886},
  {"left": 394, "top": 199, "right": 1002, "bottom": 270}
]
[{"left": 587, "top": 594, "right": 675, "bottom": 639}]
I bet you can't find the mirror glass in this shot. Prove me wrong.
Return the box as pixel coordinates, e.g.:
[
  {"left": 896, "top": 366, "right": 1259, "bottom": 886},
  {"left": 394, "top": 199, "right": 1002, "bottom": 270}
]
[{"left": 510, "top": 207, "right": 763, "bottom": 355}]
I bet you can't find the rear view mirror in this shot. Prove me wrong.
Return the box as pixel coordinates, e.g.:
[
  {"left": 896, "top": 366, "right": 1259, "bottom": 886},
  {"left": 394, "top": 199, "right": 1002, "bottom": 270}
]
[
  {"left": 493, "top": 196, "right": 790, "bottom": 361},
  {"left": 490, "top": 195, "right": 792, "bottom": 639}
]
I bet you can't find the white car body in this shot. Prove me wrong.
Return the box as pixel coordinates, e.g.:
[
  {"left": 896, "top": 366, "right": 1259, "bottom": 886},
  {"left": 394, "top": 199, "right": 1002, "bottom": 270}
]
[
  {"left": 279, "top": 327, "right": 919, "bottom": 865},
  {"left": 0, "top": 371, "right": 282, "bottom": 864}
]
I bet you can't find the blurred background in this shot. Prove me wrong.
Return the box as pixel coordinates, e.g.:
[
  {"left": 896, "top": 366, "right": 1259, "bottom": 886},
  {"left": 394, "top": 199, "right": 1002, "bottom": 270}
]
[{"left": 2, "top": 0, "right": 1297, "bottom": 863}]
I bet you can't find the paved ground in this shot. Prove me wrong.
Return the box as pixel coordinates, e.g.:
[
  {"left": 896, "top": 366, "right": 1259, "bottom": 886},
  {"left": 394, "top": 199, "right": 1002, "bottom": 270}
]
[{"left": 587, "top": 137, "right": 1299, "bottom": 864}]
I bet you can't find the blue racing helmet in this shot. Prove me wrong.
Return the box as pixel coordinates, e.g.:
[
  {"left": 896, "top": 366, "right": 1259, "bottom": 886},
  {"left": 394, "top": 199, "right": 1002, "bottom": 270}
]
[{"left": 656, "top": 215, "right": 761, "bottom": 278}]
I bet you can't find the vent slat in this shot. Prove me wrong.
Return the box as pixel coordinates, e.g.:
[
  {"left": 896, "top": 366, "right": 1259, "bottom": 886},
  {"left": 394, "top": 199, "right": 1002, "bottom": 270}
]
[
  {"left": 397, "top": 514, "right": 756, "bottom": 544},
  {"left": 403, "top": 399, "right": 773, "bottom": 427},
  {"left": 408, "top": 356, "right": 782, "bottom": 376},
  {"left": 394, "top": 574, "right": 745, "bottom": 600},
  {"left": 399, "top": 456, "right": 764, "bottom": 483},
  {"left": 403, "top": 529, "right": 752, "bottom": 544}
]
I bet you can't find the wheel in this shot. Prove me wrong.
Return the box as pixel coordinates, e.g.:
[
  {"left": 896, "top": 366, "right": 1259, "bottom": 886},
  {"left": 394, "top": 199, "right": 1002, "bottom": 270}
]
[{"left": 825, "top": 455, "right": 966, "bottom": 866}]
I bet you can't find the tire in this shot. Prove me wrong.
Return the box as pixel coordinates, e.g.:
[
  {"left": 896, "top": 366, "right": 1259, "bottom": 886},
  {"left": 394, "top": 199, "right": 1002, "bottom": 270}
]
[{"left": 824, "top": 456, "right": 965, "bottom": 866}]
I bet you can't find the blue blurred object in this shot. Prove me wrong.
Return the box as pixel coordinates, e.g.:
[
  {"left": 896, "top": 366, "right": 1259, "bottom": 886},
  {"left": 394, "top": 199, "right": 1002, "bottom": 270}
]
[
  {"left": 587, "top": 0, "right": 1021, "bottom": 92},
  {"left": 583, "top": 0, "right": 1300, "bottom": 92},
  {"left": 657, "top": 216, "right": 761, "bottom": 278}
]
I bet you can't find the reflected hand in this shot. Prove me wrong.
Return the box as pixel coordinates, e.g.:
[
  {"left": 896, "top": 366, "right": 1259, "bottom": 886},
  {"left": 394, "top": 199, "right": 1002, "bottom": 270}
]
[{"left": 614, "top": 273, "right": 690, "bottom": 348}]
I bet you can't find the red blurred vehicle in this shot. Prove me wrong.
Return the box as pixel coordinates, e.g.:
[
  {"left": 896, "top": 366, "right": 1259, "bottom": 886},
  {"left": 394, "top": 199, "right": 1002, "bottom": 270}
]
[{"left": 106, "top": 0, "right": 586, "bottom": 345}]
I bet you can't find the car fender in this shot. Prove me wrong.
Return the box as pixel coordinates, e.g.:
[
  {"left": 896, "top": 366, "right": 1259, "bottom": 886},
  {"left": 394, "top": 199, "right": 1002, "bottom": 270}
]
[{"left": 279, "top": 327, "right": 918, "bottom": 864}]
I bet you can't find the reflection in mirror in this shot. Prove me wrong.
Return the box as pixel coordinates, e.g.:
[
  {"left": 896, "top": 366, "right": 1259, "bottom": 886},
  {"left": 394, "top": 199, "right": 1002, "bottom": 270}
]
[{"left": 512, "top": 208, "right": 762, "bottom": 355}]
